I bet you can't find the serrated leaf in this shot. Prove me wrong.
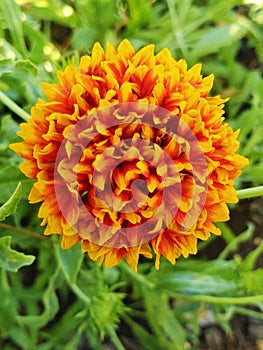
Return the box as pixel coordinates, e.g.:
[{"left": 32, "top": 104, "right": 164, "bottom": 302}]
[
  {"left": 55, "top": 243, "right": 83, "bottom": 284},
  {"left": 0, "top": 182, "right": 22, "bottom": 221},
  {"left": 0, "top": 236, "right": 35, "bottom": 271}
]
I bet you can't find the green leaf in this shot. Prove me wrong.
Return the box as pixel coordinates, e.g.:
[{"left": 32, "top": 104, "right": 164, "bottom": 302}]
[
  {"left": 0, "top": 165, "right": 33, "bottom": 201},
  {"left": 0, "top": 59, "right": 37, "bottom": 78},
  {"left": 55, "top": 242, "right": 83, "bottom": 284},
  {"left": 14, "top": 59, "right": 38, "bottom": 77},
  {"left": 140, "top": 287, "right": 185, "bottom": 350},
  {"left": 9, "top": 326, "right": 33, "bottom": 350},
  {"left": 16, "top": 267, "right": 60, "bottom": 328},
  {"left": 191, "top": 23, "right": 247, "bottom": 57},
  {"left": 125, "top": 0, "right": 152, "bottom": 36},
  {"left": 124, "top": 315, "right": 159, "bottom": 350},
  {"left": 0, "top": 0, "right": 27, "bottom": 57},
  {"left": 241, "top": 241, "right": 263, "bottom": 271},
  {"left": 153, "top": 270, "right": 238, "bottom": 296},
  {"left": 36, "top": 303, "right": 85, "bottom": 350},
  {"left": 0, "top": 236, "right": 35, "bottom": 271},
  {"left": 0, "top": 59, "right": 14, "bottom": 76},
  {"left": 218, "top": 224, "right": 254, "bottom": 260},
  {"left": 0, "top": 114, "right": 20, "bottom": 148},
  {"left": 240, "top": 269, "right": 263, "bottom": 295},
  {"left": 22, "top": 22, "right": 49, "bottom": 64},
  {"left": 158, "top": 259, "right": 237, "bottom": 280},
  {"left": 0, "top": 182, "right": 22, "bottom": 221},
  {"left": 151, "top": 294, "right": 186, "bottom": 349}
]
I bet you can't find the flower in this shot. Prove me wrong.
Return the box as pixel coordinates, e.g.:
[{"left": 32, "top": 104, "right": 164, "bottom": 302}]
[{"left": 10, "top": 39, "right": 248, "bottom": 271}]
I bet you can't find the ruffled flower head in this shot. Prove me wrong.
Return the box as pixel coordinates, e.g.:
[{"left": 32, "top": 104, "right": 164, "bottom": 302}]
[{"left": 10, "top": 39, "right": 248, "bottom": 271}]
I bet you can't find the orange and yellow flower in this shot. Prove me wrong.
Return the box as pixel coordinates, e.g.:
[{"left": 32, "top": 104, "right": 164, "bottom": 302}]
[{"left": 10, "top": 39, "right": 248, "bottom": 271}]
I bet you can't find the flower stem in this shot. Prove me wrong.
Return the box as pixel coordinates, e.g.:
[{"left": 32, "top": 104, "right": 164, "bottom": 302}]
[
  {"left": 0, "top": 222, "right": 54, "bottom": 242},
  {"left": 70, "top": 283, "right": 91, "bottom": 305},
  {"left": 166, "top": 291, "right": 263, "bottom": 305},
  {"left": 106, "top": 326, "right": 126, "bottom": 350},
  {"left": 0, "top": 90, "right": 30, "bottom": 121},
  {"left": 237, "top": 185, "right": 263, "bottom": 200}
]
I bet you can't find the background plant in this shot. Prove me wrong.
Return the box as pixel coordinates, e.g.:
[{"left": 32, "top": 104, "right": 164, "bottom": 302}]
[{"left": 0, "top": 0, "right": 263, "bottom": 349}]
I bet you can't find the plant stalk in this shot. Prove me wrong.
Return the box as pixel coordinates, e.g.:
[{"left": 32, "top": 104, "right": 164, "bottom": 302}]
[
  {"left": 0, "top": 222, "right": 54, "bottom": 242},
  {"left": 0, "top": 90, "right": 30, "bottom": 121},
  {"left": 237, "top": 185, "right": 263, "bottom": 200}
]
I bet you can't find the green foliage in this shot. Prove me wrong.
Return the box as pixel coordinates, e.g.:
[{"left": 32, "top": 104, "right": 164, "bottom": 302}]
[
  {"left": 0, "top": 0, "right": 263, "bottom": 348},
  {"left": 0, "top": 182, "right": 21, "bottom": 221},
  {"left": 55, "top": 243, "right": 83, "bottom": 284},
  {"left": 0, "top": 0, "right": 27, "bottom": 57},
  {"left": 0, "top": 235, "right": 35, "bottom": 271}
]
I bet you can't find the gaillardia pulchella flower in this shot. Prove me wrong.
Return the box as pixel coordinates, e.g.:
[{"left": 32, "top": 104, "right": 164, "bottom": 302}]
[{"left": 10, "top": 40, "right": 248, "bottom": 271}]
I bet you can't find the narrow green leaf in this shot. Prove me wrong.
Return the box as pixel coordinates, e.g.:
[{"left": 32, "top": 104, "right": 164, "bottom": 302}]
[
  {"left": 14, "top": 60, "right": 38, "bottom": 77},
  {"left": 154, "top": 271, "right": 238, "bottom": 296},
  {"left": 0, "top": 0, "right": 27, "bottom": 57},
  {"left": 218, "top": 224, "right": 254, "bottom": 260},
  {"left": 22, "top": 21, "right": 49, "bottom": 64},
  {"left": 0, "top": 114, "right": 20, "bottom": 146},
  {"left": 9, "top": 327, "right": 33, "bottom": 350},
  {"left": 0, "top": 59, "right": 14, "bottom": 76},
  {"left": 0, "top": 39, "right": 21, "bottom": 65},
  {"left": 240, "top": 269, "right": 263, "bottom": 295},
  {"left": 241, "top": 241, "right": 263, "bottom": 271},
  {"left": 192, "top": 23, "right": 247, "bottom": 57},
  {"left": 145, "top": 293, "right": 186, "bottom": 349},
  {"left": 141, "top": 288, "right": 183, "bottom": 350},
  {"left": 124, "top": 315, "right": 158, "bottom": 350},
  {"left": 0, "top": 59, "right": 37, "bottom": 77},
  {"left": 0, "top": 236, "right": 35, "bottom": 271},
  {"left": 0, "top": 182, "right": 22, "bottom": 221},
  {"left": 0, "top": 166, "right": 33, "bottom": 201},
  {"left": 16, "top": 267, "right": 60, "bottom": 328},
  {"left": 37, "top": 303, "right": 85, "bottom": 350},
  {"left": 55, "top": 243, "right": 83, "bottom": 284},
  {"left": 218, "top": 222, "right": 235, "bottom": 243}
]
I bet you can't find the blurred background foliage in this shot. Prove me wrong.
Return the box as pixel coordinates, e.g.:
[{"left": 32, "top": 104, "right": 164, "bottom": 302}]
[{"left": 0, "top": 0, "right": 263, "bottom": 349}]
